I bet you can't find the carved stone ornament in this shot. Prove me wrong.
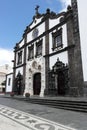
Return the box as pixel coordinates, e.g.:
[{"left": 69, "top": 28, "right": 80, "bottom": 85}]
[
  {"left": 32, "top": 61, "right": 37, "bottom": 69},
  {"left": 38, "top": 65, "right": 41, "bottom": 70},
  {"left": 32, "top": 28, "right": 39, "bottom": 39},
  {"left": 29, "top": 68, "right": 32, "bottom": 73}
]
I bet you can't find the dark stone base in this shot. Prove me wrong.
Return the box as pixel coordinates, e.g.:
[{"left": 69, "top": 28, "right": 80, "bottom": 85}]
[
  {"left": 44, "top": 87, "right": 84, "bottom": 97},
  {"left": 69, "top": 87, "right": 83, "bottom": 97},
  {"left": 44, "top": 88, "right": 58, "bottom": 96}
]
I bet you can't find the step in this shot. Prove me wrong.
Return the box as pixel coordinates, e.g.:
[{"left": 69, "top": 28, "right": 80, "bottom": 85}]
[
  {"left": 4, "top": 96, "right": 87, "bottom": 113},
  {"left": 24, "top": 98, "right": 87, "bottom": 112}
]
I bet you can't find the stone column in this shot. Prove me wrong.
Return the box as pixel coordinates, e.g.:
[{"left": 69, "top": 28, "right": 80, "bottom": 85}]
[
  {"left": 22, "top": 35, "right": 27, "bottom": 95},
  {"left": 12, "top": 49, "right": 16, "bottom": 92},
  {"left": 44, "top": 10, "right": 50, "bottom": 95},
  {"left": 67, "top": 0, "right": 84, "bottom": 96}
]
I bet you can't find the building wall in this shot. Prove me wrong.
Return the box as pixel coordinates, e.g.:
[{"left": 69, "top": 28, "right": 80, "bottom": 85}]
[
  {"left": 6, "top": 73, "right": 13, "bottom": 93},
  {"left": 25, "top": 18, "right": 46, "bottom": 96},
  {"left": 78, "top": 0, "right": 87, "bottom": 81},
  {"left": 27, "top": 21, "right": 45, "bottom": 43},
  {"left": 15, "top": 48, "right": 24, "bottom": 68},
  {"left": 49, "top": 23, "right": 68, "bottom": 69},
  {"left": 11, "top": 1, "right": 84, "bottom": 97},
  {"left": 0, "top": 64, "right": 12, "bottom": 92},
  {"left": 0, "top": 72, "right": 6, "bottom": 92}
]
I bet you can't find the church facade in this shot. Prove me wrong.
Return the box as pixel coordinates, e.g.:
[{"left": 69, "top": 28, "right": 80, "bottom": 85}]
[{"left": 6, "top": 0, "right": 84, "bottom": 97}]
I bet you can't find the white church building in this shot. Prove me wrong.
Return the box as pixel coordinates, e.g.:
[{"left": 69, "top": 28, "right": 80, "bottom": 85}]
[{"left": 6, "top": 0, "right": 84, "bottom": 97}]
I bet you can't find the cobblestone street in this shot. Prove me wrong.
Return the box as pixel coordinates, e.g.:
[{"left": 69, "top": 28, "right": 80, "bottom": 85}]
[
  {"left": 0, "top": 97, "right": 87, "bottom": 130},
  {"left": 0, "top": 104, "right": 75, "bottom": 130}
]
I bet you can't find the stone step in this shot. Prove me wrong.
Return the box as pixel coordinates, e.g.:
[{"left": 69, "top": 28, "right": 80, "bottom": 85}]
[
  {"left": 24, "top": 98, "right": 87, "bottom": 112},
  {"left": 4, "top": 95, "right": 87, "bottom": 113}
]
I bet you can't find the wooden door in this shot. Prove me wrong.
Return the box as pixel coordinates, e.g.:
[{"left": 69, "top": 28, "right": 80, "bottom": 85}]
[
  {"left": 57, "top": 71, "right": 65, "bottom": 95},
  {"left": 33, "top": 73, "right": 41, "bottom": 95}
]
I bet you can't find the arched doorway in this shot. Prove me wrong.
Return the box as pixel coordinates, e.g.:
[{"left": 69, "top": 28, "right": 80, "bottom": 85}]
[
  {"left": 57, "top": 71, "right": 65, "bottom": 95},
  {"left": 33, "top": 73, "right": 41, "bottom": 95}
]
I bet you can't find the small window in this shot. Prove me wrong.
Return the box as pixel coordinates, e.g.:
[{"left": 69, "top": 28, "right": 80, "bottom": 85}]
[
  {"left": 8, "top": 78, "right": 11, "bottom": 86},
  {"left": 52, "top": 28, "right": 63, "bottom": 51},
  {"left": 36, "top": 40, "right": 42, "bottom": 57},
  {"left": 28, "top": 45, "right": 34, "bottom": 60},
  {"left": 17, "top": 51, "right": 22, "bottom": 65},
  {"left": 54, "top": 35, "right": 62, "bottom": 47}
]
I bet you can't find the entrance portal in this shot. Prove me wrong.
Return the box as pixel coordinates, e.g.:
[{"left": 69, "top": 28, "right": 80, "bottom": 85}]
[
  {"left": 50, "top": 58, "right": 69, "bottom": 96},
  {"left": 33, "top": 73, "right": 41, "bottom": 95},
  {"left": 57, "top": 71, "right": 65, "bottom": 95}
]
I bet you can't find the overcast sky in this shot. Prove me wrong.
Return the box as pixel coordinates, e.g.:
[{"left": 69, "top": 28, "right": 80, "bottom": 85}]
[{"left": 0, "top": 0, "right": 87, "bottom": 81}]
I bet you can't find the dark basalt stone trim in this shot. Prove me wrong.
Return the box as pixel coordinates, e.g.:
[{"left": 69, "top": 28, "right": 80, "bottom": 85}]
[
  {"left": 52, "top": 28, "right": 62, "bottom": 37},
  {"left": 14, "top": 10, "right": 73, "bottom": 52},
  {"left": 23, "top": 11, "right": 66, "bottom": 37},
  {"left": 14, "top": 8, "right": 73, "bottom": 51},
  {"left": 14, "top": 45, "right": 25, "bottom": 52},
  {"left": 42, "top": 11, "right": 66, "bottom": 21},
  {"left": 14, "top": 20, "right": 66, "bottom": 52},
  {"left": 14, "top": 39, "right": 24, "bottom": 50},
  {"left": 6, "top": 73, "right": 13, "bottom": 76},
  {"left": 44, "top": 44, "right": 75, "bottom": 57},
  {"left": 13, "top": 63, "right": 26, "bottom": 69},
  {"left": 27, "top": 20, "right": 66, "bottom": 44},
  {"left": 23, "top": 19, "right": 44, "bottom": 36}
]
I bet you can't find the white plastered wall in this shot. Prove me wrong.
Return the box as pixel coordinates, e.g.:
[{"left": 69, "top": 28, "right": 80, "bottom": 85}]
[
  {"left": 27, "top": 21, "right": 45, "bottom": 43},
  {"left": 6, "top": 74, "right": 13, "bottom": 92},
  {"left": 25, "top": 57, "right": 45, "bottom": 97},
  {"left": 49, "top": 20, "right": 68, "bottom": 68},
  {"left": 25, "top": 35, "right": 46, "bottom": 97},
  {"left": 15, "top": 67, "right": 23, "bottom": 77},
  {"left": 19, "top": 39, "right": 24, "bottom": 48}
]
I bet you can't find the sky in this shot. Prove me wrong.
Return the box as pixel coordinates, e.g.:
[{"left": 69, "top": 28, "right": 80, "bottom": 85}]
[
  {"left": 0, "top": 0, "right": 87, "bottom": 81},
  {"left": 0, "top": 0, "right": 71, "bottom": 66}
]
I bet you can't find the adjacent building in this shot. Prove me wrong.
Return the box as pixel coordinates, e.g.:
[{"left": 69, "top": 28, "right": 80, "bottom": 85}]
[
  {"left": 6, "top": 0, "right": 84, "bottom": 97},
  {"left": 0, "top": 64, "right": 12, "bottom": 93}
]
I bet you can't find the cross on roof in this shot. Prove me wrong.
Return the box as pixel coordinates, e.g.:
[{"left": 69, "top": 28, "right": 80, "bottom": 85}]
[{"left": 35, "top": 5, "right": 40, "bottom": 14}]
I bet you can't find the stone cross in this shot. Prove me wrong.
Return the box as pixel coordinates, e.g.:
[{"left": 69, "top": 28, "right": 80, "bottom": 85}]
[{"left": 35, "top": 5, "right": 40, "bottom": 14}]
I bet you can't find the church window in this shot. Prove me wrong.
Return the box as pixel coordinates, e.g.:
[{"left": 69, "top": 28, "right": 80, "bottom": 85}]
[
  {"left": 17, "top": 51, "right": 22, "bottom": 65},
  {"left": 36, "top": 40, "right": 42, "bottom": 57},
  {"left": 8, "top": 78, "right": 11, "bottom": 86},
  {"left": 28, "top": 45, "right": 34, "bottom": 60},
  {"left": 52, "top": 28, "right": 63, "bottom": 51}
]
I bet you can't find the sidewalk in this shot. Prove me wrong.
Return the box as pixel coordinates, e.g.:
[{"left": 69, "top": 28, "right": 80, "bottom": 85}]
[{"left": 1, "top": 93, "right": 87, "bottom": 102}]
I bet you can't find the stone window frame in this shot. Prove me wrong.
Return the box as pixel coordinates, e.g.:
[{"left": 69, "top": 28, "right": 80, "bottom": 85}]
[
  {"left": 28, "top": 44, "right": 34, "bottom": 60},
  {"left": 52, "top": 28, "right": 63, "bottom": 51},
  {"left": 8, "top": 78, "right": 11, "bottom": 86},
  {"left": 17, "top": 51, "right": 22, "bottom": 65},
  {"left": 35, "top": 39, "right": 43, "bottom": 57}
]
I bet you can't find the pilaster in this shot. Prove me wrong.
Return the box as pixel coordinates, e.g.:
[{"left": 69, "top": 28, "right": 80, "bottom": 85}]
[
  {"left": 12, "top": 50, "right": 16, "bottom": 92},
  {"left": 22, "top": 35, "right": 27, "bottom": 95},
  {"left": 44, "top": 12, "right": 50, "bottom": 95},
  {"left": 67, "top": 0, "right": 84, "bottom": 96}
]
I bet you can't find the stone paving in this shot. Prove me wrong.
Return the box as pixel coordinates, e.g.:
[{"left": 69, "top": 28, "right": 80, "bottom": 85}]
[
  {"left": 0, "top": 114, "right": 29, "bottom": 130},
  {"left": 0, "top": 95, "right": 87, "bottom": 130},
  {"left": 0, "top": 104, "right": 77, "bottom": 130}
]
